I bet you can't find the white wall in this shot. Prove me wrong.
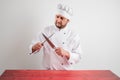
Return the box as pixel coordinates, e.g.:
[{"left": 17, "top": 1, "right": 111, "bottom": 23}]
[{"left": 0, "top": 0, "right": 120, "bottom": 77}]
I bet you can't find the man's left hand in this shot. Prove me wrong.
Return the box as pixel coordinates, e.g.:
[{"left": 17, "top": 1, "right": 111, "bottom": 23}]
[{"left": 55, "top": 47, "right": 70, "bottom": 60}]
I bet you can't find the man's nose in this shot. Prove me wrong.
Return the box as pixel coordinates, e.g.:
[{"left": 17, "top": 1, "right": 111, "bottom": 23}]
[{"left": 57, "top": 17, "right": 62, "bottom": 22}]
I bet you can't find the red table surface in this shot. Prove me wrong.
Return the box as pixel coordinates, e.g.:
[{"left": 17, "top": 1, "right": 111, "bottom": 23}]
[{"left": 0, "top": 70, "right": 120, "bottom": 80}]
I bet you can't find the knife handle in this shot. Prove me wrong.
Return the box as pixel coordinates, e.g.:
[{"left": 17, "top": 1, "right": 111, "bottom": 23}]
[{"left": 29, "top": 50, "right": 39, "bottom": 55}]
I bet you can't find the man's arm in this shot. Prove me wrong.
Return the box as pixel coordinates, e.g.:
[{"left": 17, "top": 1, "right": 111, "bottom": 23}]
[
  {"left": 55, "top": 34, "right": 82, "bottom": 65},
  {"left": 29, "top": 32, "right": 43, "bottom": 54},
  {"left": 67, "top": 34, "right": 82, "bottom": 65}
]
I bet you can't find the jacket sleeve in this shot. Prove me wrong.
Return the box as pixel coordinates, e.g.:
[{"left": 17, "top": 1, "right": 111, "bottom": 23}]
[
  {"left": 65, "top": 34, "right": 82, "bottom": 65},
  {"left": 29, "top": 32, "right": 43, "bottom": 54}
]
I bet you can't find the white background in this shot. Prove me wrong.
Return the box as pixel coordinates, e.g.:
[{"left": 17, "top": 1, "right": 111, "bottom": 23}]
[{"left": 0, "top": 0, "right": 120, "bottom": 77}]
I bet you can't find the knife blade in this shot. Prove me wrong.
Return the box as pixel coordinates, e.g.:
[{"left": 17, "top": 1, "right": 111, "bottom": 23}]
[
  {"left": 42, "top": 33, "right": 56, "bottom": 49},
  {"left": 41, "top": 33, "right": 54, "bottom": 45}
]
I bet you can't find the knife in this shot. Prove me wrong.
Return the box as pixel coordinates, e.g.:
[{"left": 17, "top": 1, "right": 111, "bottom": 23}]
[
  {"left": 42, "top": 33, "right": 56, "bottom": 49},
  {"left": 29, "top": 33, "right": 55, "bottom": 55}
]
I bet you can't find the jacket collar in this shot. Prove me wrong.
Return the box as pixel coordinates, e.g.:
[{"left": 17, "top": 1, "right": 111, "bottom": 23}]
[{"left": 54, "top": 24, "right": 69, "bottom": 32}]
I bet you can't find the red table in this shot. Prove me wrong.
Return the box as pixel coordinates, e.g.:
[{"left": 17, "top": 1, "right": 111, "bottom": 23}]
[{"left": 0, "top": 70, "right": 120, "bottom": 80}]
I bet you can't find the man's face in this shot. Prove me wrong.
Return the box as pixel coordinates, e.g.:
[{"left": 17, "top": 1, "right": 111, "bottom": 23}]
[{"left": 55, "top": 14, "right": 69, "bottom": 29}]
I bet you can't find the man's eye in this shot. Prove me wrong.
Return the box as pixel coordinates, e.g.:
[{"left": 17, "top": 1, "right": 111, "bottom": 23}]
[
  {"left": 60, "top": 17, "right": 63, "bottom": 20},
  {"left": 56, "top": 16, "right": 59, "bottom": 18}
]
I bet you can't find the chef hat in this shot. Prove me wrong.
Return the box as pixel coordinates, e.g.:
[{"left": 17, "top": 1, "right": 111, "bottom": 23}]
[{"left": 57, "top": 3, "right": 73, "bottom": 20}]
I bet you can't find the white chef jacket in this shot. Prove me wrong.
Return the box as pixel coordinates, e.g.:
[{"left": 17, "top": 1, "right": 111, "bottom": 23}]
[{"left": 29, "top": 25, "right": 82, "bottom": 70}]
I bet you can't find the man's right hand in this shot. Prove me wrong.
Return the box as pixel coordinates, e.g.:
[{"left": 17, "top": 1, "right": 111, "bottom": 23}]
[{"left": 32, "top": 42, "right": 43, "bottom": 53}]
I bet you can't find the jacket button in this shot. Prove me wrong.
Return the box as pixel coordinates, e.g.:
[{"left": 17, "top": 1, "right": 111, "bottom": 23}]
[{"left": 61, "top": 63, "right": 64, "bottom": 65}]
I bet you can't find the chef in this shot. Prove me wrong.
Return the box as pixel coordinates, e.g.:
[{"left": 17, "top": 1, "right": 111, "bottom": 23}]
[{"left": 29, "top": 3, "right": 82, "bottom": 70}]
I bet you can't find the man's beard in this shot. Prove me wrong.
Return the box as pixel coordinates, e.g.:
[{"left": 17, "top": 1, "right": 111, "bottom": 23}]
[{"left": 55, "top": 22, "right": 66, "bottom": 29}]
